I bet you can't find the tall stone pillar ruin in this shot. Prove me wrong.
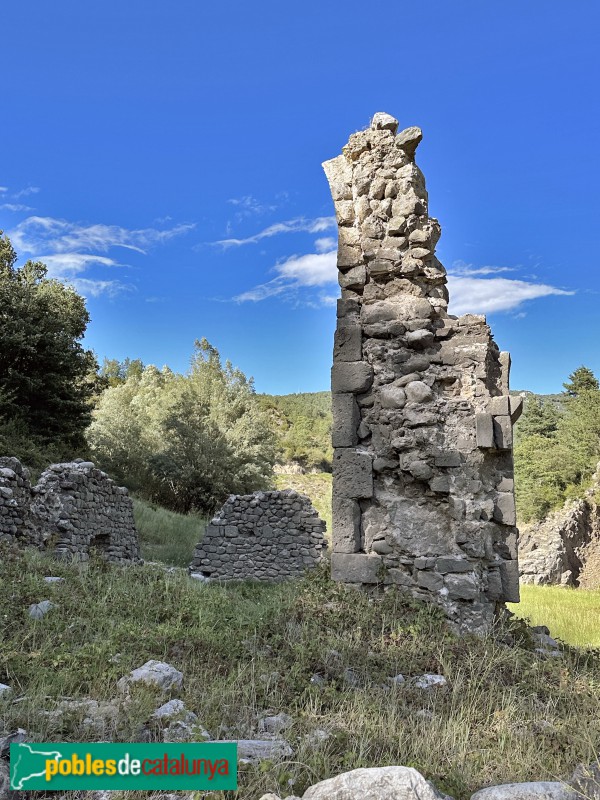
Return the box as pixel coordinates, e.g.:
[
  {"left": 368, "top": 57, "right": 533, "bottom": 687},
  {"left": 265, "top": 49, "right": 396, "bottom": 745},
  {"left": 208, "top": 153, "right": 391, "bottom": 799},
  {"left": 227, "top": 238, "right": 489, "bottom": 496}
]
[{"left": 323, "top": 112, "right": 521, "bottom": 633}]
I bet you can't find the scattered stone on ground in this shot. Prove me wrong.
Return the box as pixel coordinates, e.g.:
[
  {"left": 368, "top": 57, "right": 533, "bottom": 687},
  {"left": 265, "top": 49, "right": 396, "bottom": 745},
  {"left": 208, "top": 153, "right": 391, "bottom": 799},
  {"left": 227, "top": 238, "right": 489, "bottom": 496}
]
[
  {"left": 570, "top": 760, "right": 600, "bottom": 798},
  {"left": 412, "top": 673, "right": 447, "bottom": 689},
  {"left": 28, "top": 600, "right": 54, "bottom": 619},
  {"left": 117, "top": 660, "right": 183, "bottom": 694},
  {"left": 0, "top": 685, "right": 12, "bottom": 699},
  {"left": 43, "top": 577, "right": 64, "bottom": 584},
  {"left": 259, "top": 712, "right": 293, "bottom": 735},
  {"left": 232, "top": 738, "right": 294, "bottom": 763},
  {"left": 471, "top": 782, "right": 576, "bottom": 800},
  {"left": 302, "top": 765, "right": 452, "bottom": 799}
]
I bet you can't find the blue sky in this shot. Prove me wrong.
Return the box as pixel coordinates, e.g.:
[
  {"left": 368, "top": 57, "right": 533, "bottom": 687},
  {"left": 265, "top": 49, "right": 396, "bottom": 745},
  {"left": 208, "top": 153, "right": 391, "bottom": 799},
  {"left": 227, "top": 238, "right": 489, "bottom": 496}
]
[{"left": 2, "top": 1, "right": 599, "bottom": 395}]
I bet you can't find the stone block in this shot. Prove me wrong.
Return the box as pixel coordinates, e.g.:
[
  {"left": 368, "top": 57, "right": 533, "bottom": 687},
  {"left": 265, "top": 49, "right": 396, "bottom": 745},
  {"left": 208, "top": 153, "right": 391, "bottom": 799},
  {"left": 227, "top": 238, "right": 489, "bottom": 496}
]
[
  {"left": 445, "top": 573, "right": 479, "bottom": 600},
  {"left": 338, "top": 244, "right": 361, "bottom": 269},
  {"left": 510, "top": 395, "right": 524, "bottom": 422},
  {"left": 499, "top": 559, "right": 520, "bottom": 602},
  {"left": 429, "top": 476, "right": 450, "bottom": 494},
  {"left": 493, "top": 493, "right": 516, "bottom": 526},
  {"left": 333, "top": 324, "right": 362, "bottom": 362},
  {"left": 331, "top": 362, "right": 373, "bottom": 394},
  {"left": 331, "top": 553, "right": 383, "bottom": 583},
  {"left": 332, "top": 393, "right": 360, "bottom": 448},
  {"left": 499, "top": 351, "right": 511, "bottom": 394},
  {"left": 435, "top": 557, "right": 472, "bottom": 574},
  {"left": 488, "top": 396, "right": 510, "bottom": 415},
  {"left": 476, "top": 413, "right": 495, "bottom": 449},
  {"left": 434, "top": 451, "right": 461, "bottom": 468},
  {"left": 332, "top": 496, "right": 361, "bottom": 553},
  {"left": 416, "top": 570, "right": 443, "bottom": 591},
  {"left": 493, "top": 415, "right": 513, "bottom": 450},
  {"left": 339, "top": 265, "right": 366, "bottom": 291},
  {"left": 333, "top": 449, "right": 373, "bottom": 499}
]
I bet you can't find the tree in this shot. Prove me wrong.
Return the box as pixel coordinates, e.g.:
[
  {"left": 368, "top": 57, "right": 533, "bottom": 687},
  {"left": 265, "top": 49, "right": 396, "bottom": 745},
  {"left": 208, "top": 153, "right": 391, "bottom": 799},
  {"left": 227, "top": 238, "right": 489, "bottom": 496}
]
[
  {"left": 563, "top": 366, "right": 599, "bottom": 396},
  {"left": 0, "top": 231, "right": 97, "bottom": 458},
  {"left": 515, "top": 396, "right": 560, "bottom": 439},
  {"left": 87, "top": 340, "right": 277, "bottom": 513}
]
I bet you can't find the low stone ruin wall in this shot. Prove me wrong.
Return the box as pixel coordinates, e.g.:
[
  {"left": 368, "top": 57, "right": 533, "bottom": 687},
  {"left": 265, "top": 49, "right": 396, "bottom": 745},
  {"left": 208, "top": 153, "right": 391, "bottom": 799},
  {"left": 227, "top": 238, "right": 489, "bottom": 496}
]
[
  {"left": 189, "top": 490, "right": 326, "bottom": 581},
  {"left": 0, "top": 457, "right": 140, "bottom": 564}
]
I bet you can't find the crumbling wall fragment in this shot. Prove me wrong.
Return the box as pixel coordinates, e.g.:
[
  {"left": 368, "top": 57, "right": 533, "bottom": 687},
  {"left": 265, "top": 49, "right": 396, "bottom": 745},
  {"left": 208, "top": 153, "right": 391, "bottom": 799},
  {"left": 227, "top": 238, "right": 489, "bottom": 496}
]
[
  {"left": 323, "top": 112, "right": 521, "bottom": 633},
  {"left": 189, "top": 490, "right": 326, "bottom": 581}
]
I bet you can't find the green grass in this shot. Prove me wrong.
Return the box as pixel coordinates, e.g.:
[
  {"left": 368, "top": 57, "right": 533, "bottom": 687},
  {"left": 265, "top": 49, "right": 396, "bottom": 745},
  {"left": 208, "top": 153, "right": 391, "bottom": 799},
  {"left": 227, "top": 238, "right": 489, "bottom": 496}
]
[
  {"left": 133, "top": 497, "right": 205, "bottom": 567},
  {"left": 274, "top": 472, "right": 332, "bottom": 539},
  {"left": 509, "top": 584, "right": 600, "bottom": 648},
  {"left": 2, "top": 546, "right": 600, "bottom": 799}
]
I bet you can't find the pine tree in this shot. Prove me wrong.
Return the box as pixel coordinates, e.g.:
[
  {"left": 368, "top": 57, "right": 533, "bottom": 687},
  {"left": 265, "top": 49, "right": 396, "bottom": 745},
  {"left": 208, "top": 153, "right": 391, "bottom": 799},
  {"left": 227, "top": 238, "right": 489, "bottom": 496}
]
[{"left": 563, "top": 366, "right": 599, "bottom": 396}]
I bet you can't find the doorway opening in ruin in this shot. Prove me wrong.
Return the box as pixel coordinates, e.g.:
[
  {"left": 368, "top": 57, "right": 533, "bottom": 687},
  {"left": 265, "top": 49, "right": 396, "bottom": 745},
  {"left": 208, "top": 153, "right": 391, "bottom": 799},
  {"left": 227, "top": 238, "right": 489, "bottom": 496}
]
[{"left": 90, "top": 531, "right": 111, "bottom": 559}]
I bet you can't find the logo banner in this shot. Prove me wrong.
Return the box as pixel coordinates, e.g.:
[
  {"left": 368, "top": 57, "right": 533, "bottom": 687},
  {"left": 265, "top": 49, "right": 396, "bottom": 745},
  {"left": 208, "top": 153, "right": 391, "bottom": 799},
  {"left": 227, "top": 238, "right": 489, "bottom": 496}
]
[{"left": 10, "top": 742, "right": 237, "bottom": 791}]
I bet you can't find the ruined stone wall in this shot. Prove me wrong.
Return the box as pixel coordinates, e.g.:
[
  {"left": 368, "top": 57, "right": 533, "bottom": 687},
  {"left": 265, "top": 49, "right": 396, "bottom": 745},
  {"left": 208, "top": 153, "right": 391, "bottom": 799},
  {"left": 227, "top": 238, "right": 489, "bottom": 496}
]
[
  {"left": 323, "top": 112, "right": 521, "bottom": 633},
  {"left": 189, "top": 490, "right": 326, "bottom": 581},
  {"left": 0, "top": 458, "right": 140, "bottom": 564}
]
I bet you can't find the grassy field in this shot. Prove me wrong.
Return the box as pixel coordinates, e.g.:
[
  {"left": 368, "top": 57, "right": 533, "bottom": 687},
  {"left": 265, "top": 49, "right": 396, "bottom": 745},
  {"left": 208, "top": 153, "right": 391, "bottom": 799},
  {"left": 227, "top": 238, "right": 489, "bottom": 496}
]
[
  {"left": 133, "top": 497, "right": 205, "bottom": 567},
  {"left": 2, "top": 546, "right": 600, "bottom": 799},
  {"left": 509, "top": 584, "right": 600, "bottom": 648},
  {"left": 275, "top": 472, "right": 332, "bottom": 538}
]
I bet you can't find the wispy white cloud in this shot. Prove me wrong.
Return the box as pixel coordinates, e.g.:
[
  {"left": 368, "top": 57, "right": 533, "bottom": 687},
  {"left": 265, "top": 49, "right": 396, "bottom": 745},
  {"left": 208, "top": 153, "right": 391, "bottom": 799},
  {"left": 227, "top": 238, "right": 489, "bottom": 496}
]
[
  {"left": 0, "top": 187, "right": 8, "bottom": 193},
  {"left": 234, "top": 246, "right": 337, "bottom": 305},
  {"left": 0, "top": 203, "right": 34, "bottom": 212},
  {"left": 10, "top": 215, "right": 195, "bottom": 256},
  {"left": 39, "top": 253, "right": 124, "bottom": 278},
  {"left": 451, "top": 260, "right": 515, "bottom": 277},
  {"left": 227, "top": 195, "right": 277, "bottom": 217},
  {"left": 67, "top": 278, "right": 130, "bottom": 299},
  {"left": 215, "top": 216, "right": 336, "bottom": 248},
  {"left": 12, "top": 186, "right": 40, "bottom": 199},
  {"left": 448, "top": 275, "right": 574, "bottom": 315}
]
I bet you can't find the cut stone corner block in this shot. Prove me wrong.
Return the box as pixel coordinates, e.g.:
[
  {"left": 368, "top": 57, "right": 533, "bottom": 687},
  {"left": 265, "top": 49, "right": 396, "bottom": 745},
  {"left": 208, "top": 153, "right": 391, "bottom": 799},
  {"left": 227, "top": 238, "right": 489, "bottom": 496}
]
[
  {"left": 499, "top": 559, "right": 520, "bottom": 603},
  {"left": 333, "top": 448, "right": 373, "bottom": 499},
  {"left": 331, "top": 552, "right": 384, "bottom": 584},
  {"left": 332, "top": 495, "right": 361, "bottom": 553}
]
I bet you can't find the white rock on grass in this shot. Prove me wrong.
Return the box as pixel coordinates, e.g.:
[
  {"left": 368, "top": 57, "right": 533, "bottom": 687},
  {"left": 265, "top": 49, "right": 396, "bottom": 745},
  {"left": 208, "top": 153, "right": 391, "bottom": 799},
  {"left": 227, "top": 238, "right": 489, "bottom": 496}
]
[
  {"left": 117, "top": 660, "right": 183, "bottom": 694},
  {"left": 0, "top": 683, "right": 12, "bottom": 698},
  {"left": 152, "top": 699, "right": 189, "bottom": 721},
  {"left": 44, "top": 577, "right": 64, "bottom": 584},
  {"left": 28, "top": 600, "right": 54, "bottom": 619},
  {"left": 471, "top": 783, "right": 576, "bottom": 800},
  {"left": 303, "top": 766, "right": 452, "bottom": 800},
  {"left": 413, "top": 674, "right": 447, "bottom": 689}
]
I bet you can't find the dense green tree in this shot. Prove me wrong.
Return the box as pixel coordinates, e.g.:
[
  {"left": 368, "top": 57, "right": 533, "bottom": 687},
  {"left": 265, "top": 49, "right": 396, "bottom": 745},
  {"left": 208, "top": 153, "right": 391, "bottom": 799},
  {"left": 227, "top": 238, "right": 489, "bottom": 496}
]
[
  {"left": 515, "top": 395, "right": 561, "bottom": 439},
  {"left": 99, "top": 357, "right": 145, "bottom": 388},
  {"left": 87, "top": 340, "right": 277, "bottom": 513},
  {"left": 0, "top": 231, "right": 97, "bottom": 460},
  {"left": 562, "top": 365, "right": 599, "bottom": 396}
]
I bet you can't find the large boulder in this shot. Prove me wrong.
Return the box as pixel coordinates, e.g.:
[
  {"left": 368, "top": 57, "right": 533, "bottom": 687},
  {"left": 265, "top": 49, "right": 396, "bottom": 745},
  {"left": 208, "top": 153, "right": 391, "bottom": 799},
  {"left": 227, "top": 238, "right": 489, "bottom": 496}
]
[
  {"left": 302, "top": 766, "right": 451, "bottom": 800},
  {"left": 471, "top": 783, "right": 575, "bottom": 800}
]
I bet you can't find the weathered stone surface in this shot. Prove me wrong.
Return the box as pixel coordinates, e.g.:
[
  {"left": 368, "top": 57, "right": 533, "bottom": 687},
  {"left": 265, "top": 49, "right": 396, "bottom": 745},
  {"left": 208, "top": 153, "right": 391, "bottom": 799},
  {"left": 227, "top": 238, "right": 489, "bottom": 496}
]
[
  {"left": 189, "top": 490, "right": 325, "bottom": 582},
  {"left": 331, "top": 362, "right": 374, "bottom": 394},
  {"left": 332, "top": 496, "right": 361, "bottom": 553},
  {"left": 303, "top": 766, "right": 449, "bottom": 800},
  {"left": 117, "top": 660, "right": 183, "bottom": 694},
  {"left": 332, "top": 394, "right": 360, "bottom": 447},
  {"left": 471, "top": 783, "right": 575, "bottom": 800},
  {"left": 333, "top": 449, "right": 373, "bottom": 499},
  {"left": 323, "top": 113, "right": 519, "bottom": 633},
  {"left": 331, "top": 553, "right": 383, "bottom": 583},
  {"left": 0, "top": 457, "right": 140, "bottom": 564},
  {"left": 520, "top": 467, "right": 600, "bottom": 587}
]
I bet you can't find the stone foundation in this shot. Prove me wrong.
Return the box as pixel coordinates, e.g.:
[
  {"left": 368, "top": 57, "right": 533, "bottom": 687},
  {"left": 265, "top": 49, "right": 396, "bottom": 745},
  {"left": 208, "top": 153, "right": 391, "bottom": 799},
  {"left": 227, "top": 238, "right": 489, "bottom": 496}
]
[
  {"left": 0, "top": 457, "right": 140, "bottom": 564},
  {"left": 323, "top": 112, "right": 521, "bottom": 633},
  {"left": 189, "top": 490, "right": 326, "bottom": 581}
]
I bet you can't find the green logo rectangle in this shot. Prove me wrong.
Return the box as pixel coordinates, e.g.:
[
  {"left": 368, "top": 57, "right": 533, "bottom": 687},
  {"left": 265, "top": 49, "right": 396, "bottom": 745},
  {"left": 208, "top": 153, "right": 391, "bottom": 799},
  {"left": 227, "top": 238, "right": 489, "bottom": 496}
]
[{"left": 10, "top": 742, "right": 237, "bottom": 791}]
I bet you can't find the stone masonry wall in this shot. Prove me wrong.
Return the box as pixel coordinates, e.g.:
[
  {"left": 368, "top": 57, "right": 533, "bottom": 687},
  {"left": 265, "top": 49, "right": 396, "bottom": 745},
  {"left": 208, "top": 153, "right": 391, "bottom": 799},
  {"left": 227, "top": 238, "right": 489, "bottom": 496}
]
[
  {"left": 189, "top": 490, "right": 326, "bottom": 581},
  {"left": 323, "top": 112, "right": 522, "bottom": 633},
  {"left": 0, "top": 457, "right": 140, "bottom": 564}
]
